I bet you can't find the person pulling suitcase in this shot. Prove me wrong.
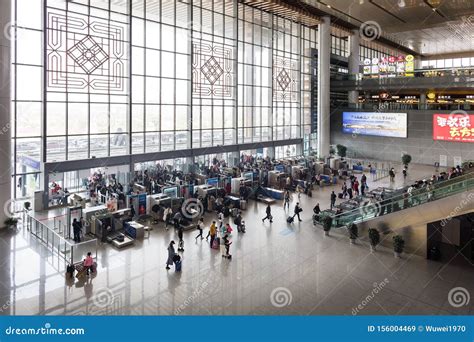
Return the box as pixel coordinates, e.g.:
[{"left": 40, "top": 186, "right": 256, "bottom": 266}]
[
  {"left": 222, "top": 234, "right": 232, "bottom": 259},
  {"left": 262, "top": 204, "right": 273, "bottom": 223},
  {"left": 292, "top": 203, "right": 303, "bottom": 222}
]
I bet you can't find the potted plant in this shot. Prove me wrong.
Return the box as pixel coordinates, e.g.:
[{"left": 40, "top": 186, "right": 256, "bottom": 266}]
[
  {"left": 4, "top": 217, "right": 18, "bottom": 229},
  {"left": 336, "top": 144, "right": 347, "bottom": 160},
  {"left": 348, "top": 223, "right": 358, "bottom": 244},
  {"left": 401, "top": 154, "right": 412, "bottom": 169},
  {"left": 393, "top": 235, "right": 405, "bottom": 258},
  {"left": 322, "top": 216, "right": 333, "bottom": 236},
  {"left": 368, "top": 228, "right": 380, "bottom": 252},
  {"left": 24, "top": 201, "right": 31, "bottom": 211}
]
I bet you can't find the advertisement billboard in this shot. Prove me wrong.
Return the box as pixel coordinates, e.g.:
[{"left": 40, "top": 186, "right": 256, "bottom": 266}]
[
  {"left": 433, "top": 113, "right": 474, "bottom": 143},
  {"left": 342, "top": 112, "right": 407, "bottom": 138}
]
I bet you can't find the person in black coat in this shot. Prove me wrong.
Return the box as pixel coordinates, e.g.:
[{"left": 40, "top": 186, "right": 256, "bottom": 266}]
[
  {"left": 177, "top": 226, "right": 184, "bottom": 251},
  {"left": 293, "top": 203, "right": 303, "bottom": 222},
  {"left": 72, "top": 218, "right": 82, "bottom": 243},
  {"left": 262, "top": 204, "right": 273, "bottom": 223},
  {"left": 330, "top": 191, "right": 337, "bottom": 210}
]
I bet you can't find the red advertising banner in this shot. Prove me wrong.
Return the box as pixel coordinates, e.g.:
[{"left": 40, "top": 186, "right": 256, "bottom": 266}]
[{"left": 433, "top": 113, "right": 474, "bottom": 143}]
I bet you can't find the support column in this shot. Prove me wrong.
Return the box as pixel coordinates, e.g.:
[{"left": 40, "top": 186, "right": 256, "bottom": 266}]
[
  {"left": 317, "top": 16, "right": 331, "bottom": 158},
  {"left": 229, "top": 151, "right": 239, "bottom": 167},
  {"left": 414, "top": 57, "right": 422, "bottom": 70},
  {"left": 348, "top": 29, "right": 360, "bottom": 108},
  {"left": 266, "top": 146, "right": 275, "bottom": 159},
  {"left": 0, "top": 0, "right": 12, "bottom": 226},
  {"left": 185, "top": 157, "right": 194, "bottom": 173}
]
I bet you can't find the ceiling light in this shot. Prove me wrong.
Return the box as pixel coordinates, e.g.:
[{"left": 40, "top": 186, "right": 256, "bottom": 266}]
[
  {"left": 327, "top": 4, "right": 331, "bottom": 8},
  {"left": 432, "top": 7, "right": 436, "bottom": 11},
  {"left": 398, "top": 0, "right": 405, "bottom": 7},
  {"left": 359, "top": 0, "right": 364, "bottom": 4}
]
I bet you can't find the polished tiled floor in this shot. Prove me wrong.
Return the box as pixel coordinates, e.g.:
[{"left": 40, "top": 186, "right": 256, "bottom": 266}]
[{"left": 1, "top": 164, "right": 473, "bottom": 316}]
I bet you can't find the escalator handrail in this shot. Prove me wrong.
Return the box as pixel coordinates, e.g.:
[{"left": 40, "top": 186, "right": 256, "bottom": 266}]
[{"left": 330, "top": 170, "right": 474, "bottom": 226}]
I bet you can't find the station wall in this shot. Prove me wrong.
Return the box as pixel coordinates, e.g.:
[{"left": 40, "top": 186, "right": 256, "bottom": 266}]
[{"left": 330, "top": 109, "right": 473, "bottom": 166}]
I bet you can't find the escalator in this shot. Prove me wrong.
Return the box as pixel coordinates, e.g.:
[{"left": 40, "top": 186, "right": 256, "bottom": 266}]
[{"left": 330, "top": 170, "right": 474, "bottom": 229}]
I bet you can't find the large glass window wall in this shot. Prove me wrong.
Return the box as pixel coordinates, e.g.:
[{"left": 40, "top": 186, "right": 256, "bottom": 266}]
[{"left": 10, "top": 0, "right": 318, "bottom": 198}]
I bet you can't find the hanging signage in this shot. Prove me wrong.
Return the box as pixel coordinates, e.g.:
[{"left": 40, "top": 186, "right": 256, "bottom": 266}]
[
  {"left": 405, "top": 54, "right": 414, "bottom": 76},
  {"left": 363, "top": 54, "right": 415, "bottom": 77},
  {"left": 433, "top": 114, "right": 474, "bottom": 143}
]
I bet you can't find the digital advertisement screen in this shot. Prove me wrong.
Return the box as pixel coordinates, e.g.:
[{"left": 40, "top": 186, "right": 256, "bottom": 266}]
[
  {"left": 433, "top": 113, "right": 474, "bottom": 143},
  {"left": 162, "top": 186, "right": 178, "bottom": 198},
  {"left": 206, "top": 177, "right": 219, "bottom": 187},
  {"left": 342, "top": 112, "right": 408, "bottom": 138}
]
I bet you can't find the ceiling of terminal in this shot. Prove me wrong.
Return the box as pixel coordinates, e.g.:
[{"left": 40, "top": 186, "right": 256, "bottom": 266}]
[{"left": 299, "top": 0, "right": 474, "bottom": 56}]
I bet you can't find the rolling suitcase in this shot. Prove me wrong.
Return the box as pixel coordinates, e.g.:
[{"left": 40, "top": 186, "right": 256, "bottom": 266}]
[
  {"left": 174, "top": 260, "right": 182, "bottom": 272},
  {"left": 287, "top": 216, "right": 294, "bottom": 223},
  {"left": 240, "top": 200, "right": 247, "bottom": 210},
  {"left": 338, "top": 193, "right": 343, "bottom": 199},
  {"left": 212, "top": 237, "right": 220, "bottom": 249}
]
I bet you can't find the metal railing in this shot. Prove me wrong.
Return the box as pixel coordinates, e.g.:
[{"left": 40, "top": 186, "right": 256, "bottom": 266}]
[
  {"left": 27, "top": 214, "right": 97, "bottom": 265},
  {"left": 328, "top": 171, "right": 474, "bottom": 228}
]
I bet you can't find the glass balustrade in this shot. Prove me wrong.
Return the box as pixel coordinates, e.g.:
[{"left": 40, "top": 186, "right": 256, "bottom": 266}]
[
  {"left": 27, "top": 214, "right": 97, "bottom": 265},
  {"left": 323, "top": 172, "right": 474, "bottom": 228}
]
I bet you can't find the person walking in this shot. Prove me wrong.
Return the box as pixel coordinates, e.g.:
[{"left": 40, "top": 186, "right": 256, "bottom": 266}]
[
  {"left": 195, "top": 217, "right": 204, "bottom": 240},
  {"left": 293, "top": 202, "right": 303, "bottom": 222},
  {"left": 166, "top": 241, "right": 176, "bottom": 270},
  {"left": 225, "top": 223, "right": 233, "bottom": 235},
  {"left": 217, "top": 210, "right": 224, "bottom": 230},
  {"left": 283, "top": 190, "right": 291, "bottom": 210},
  {"left": 177, "top": 225, "right": 184, "bottom": 251},
  {"left": 262, "top": 204, "right": 273, "bottom": 223},
  {"left": 347, "top": 186, "right": 353, "bottom": 199},
  {"left": 163, "top": 206, "right": 172, "bottom": 230},
  {"left": 342, "top": 182, "right": 348, "bottom": 198},
  {"left": 222, "top": 234, "right": 232, "bottom": 259},
  {"left": 353, "top": 179, "right": 359, "bottom": 196},
  {"left": 234, "top": 211, "right": 243, "bottom": 232},
  {"left": 330, "top": 191, "right": 337, "bottom": 210},
  {"left": 209, "top": 221, "right": 217, "bottom": 247},
  {"left": 83, "top": 252, "right": 94, "bottom": 276},
  {"left": 389, "top": 168, "right": 395, "bottom": 182},
  {"left": 72, "top": 218, "right": 82, "bottom": 243},
  {"left": 313, "top": 203, "right": 321, "bottom": 223}
]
